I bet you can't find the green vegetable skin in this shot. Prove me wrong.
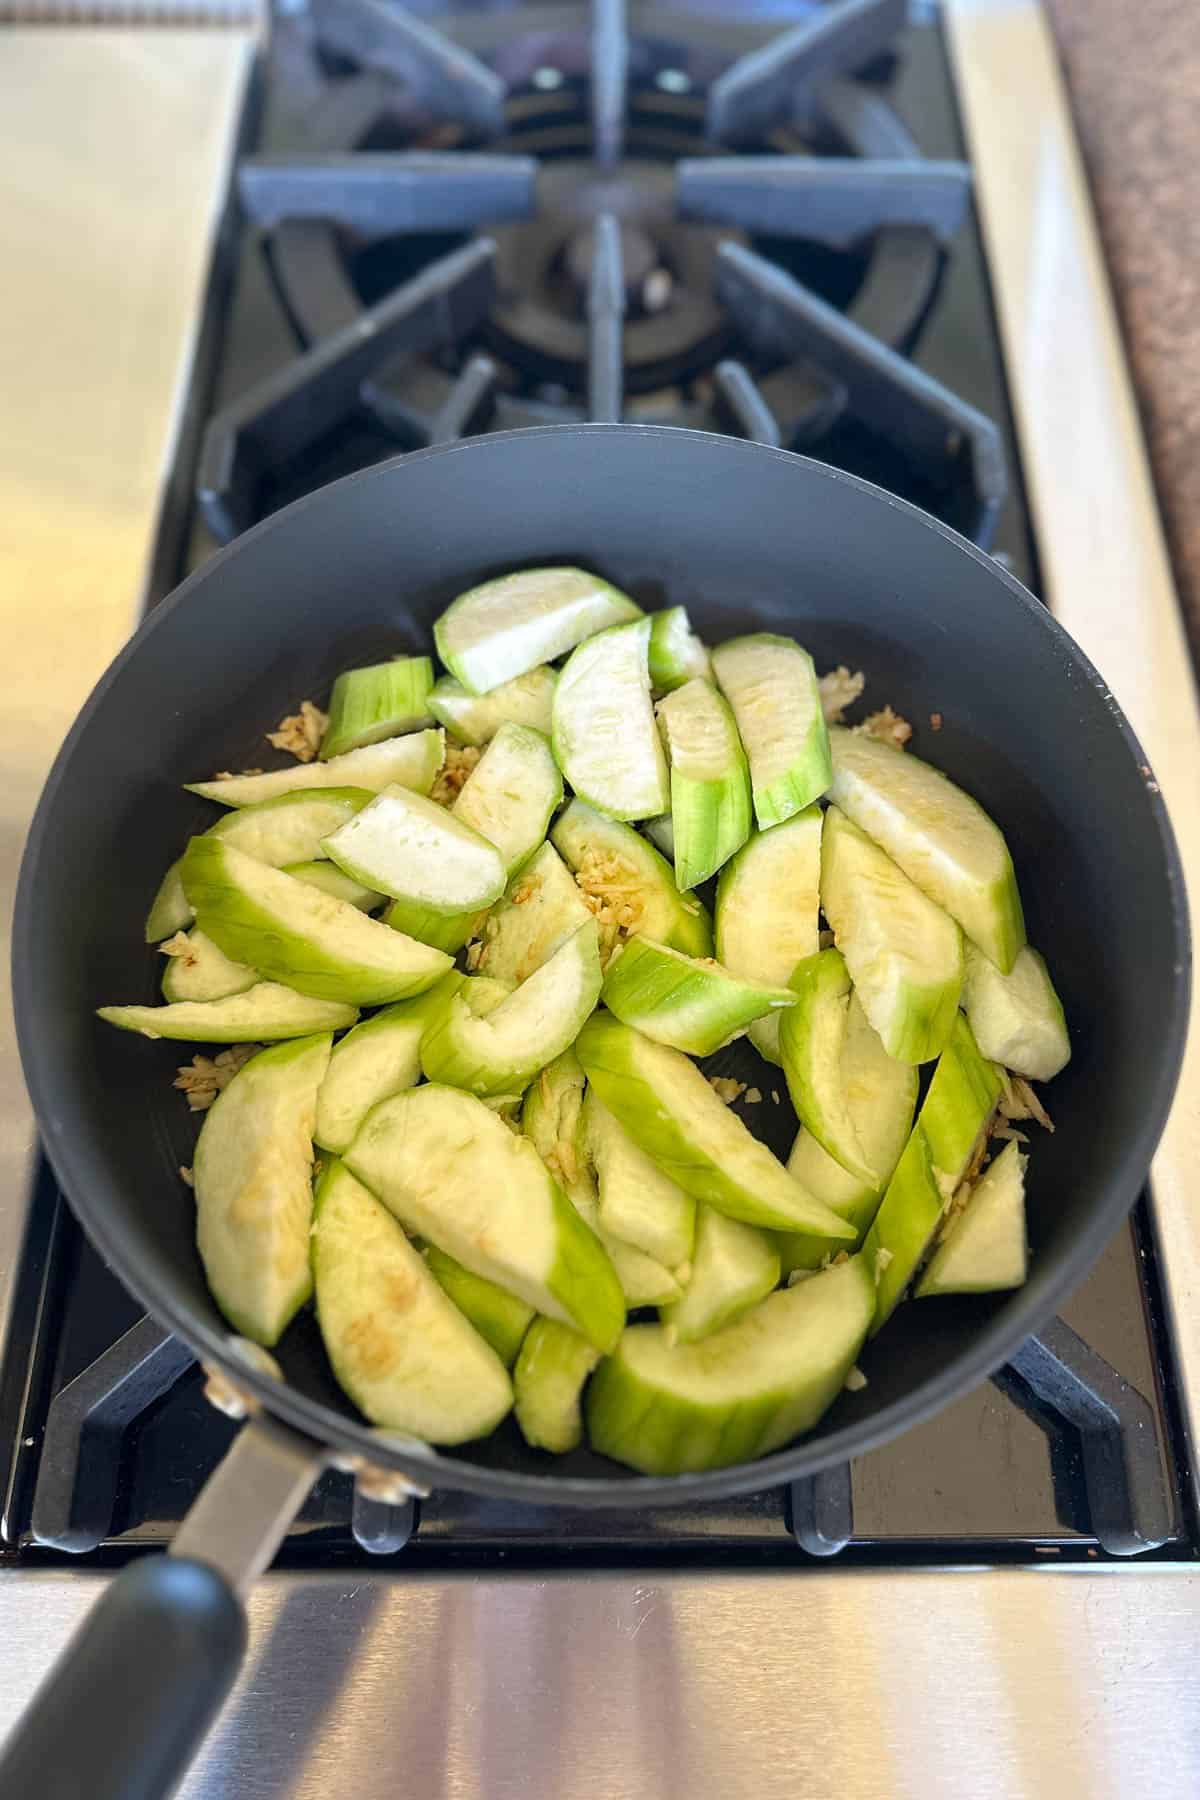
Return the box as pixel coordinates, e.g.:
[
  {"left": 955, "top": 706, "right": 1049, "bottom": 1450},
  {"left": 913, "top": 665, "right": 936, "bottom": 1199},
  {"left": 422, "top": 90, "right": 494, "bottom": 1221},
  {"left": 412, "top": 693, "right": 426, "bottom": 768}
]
[
  {"left": 588, "top": 1255, "right": 874, "bottom": 1476},
  {"left": 452, "top": 721, "right": 563, "bottom": 874},
  {"left": 656, "top": 678, "right": 752, "bottom": 888},
  {"left": 827, "top": 726, "right": 1025, "bottom": 972},
  {"left": 194, "top": 1033, "right": 331, "bottom": 1345},
  {"left": 585, "top": 1089, "right": 696, "bottom": 1269},
  {"left": 98, "top": 984, "right": 357, "bottom": 1042},
  {"left": 161, "top": 928, "right": 255, "bottom": 1004},
  {"left": 513, "top": 1318, "right": 601, "bottom": 1453},
  {"left": 961, "top": 943, "right": 1070, "bottom": 1082},
  {"left": 429, "top": 665, "right": 558, "bottom": 746},
  {"left": 320, "top": 656, "right": 434, "bottom": 761},
  {"left": 421, "top": 922, "right": 602, "bottom": 1097},
  {"left": 779, "top": 993, "right": 918, "bottom": 1274},
  {"left": 715, "top": 810, "right": 822, "bottom": 1064},
  {"left": 863, "top": 1012, "right": 1003, "bottom": 1330},
  {"left": 779, "top": 949, "right": 876, "bottom": 1185},
  {"left": 322, "top": 785, "right": 506, "bottom": 915},
  {"left": 424, "top": 1245, "right": 534, "bottom": 1367},
  {"left": 660, "top": 1205, "right": 779, "bottom": 1345},
  {"left": 576, "top": 1013, "right": 856, "bottom": 1239},
  {"left": 180, "top": 837, "right": 451, "bottom": 1006},
  {"left": 553, "top": 618, "right": 669, "bottom": 822},
  {"left": 551, "top": 798, "right": 713, "bottom": 958},
  {"left": 916, "top": 1139, "right": 1028, "bottom": 1298},
  {"left": 435, "top": 566, "right": 642, "bottom": 695},
  {"left": 647, "top": 605, "right": 711, "bottom": 692},
  {"left": 184, "top": 729, "right": 444, "bottom": 808},
  {"left": 711, "top": 634, "right": 831, "bottom": 829},
  {"left": 820, "top": 806, "right": 963, "bottom": 1064},
  {"left": 314, "top": 1162, "right": 512, "bottom": 1442},
  {"left": 522, "top": 1052, "right": 682, "bottom": 1307},
  {"left": 600, "top": 935, "right": 796, "bottom": 1057},
  {"left": 345, "top": 1084, "right": 625, "bottom": 1352},
  {"left": 474, "top": 842, "right": 592, "bottom": 987},
  {"left": 314, "top": 972, "right": 463, "bottom": 1154}
]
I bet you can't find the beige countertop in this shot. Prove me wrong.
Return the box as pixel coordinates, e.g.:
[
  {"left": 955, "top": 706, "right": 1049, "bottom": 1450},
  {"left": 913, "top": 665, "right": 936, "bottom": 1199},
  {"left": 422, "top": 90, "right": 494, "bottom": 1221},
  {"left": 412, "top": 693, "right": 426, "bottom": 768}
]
[{"left": 1046, "top": 0, "right": 1200, "bottom": 660}]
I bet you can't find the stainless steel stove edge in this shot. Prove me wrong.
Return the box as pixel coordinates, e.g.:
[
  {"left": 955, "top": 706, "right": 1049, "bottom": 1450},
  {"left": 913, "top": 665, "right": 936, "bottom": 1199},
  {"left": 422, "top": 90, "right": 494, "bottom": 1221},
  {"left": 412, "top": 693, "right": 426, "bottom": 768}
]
[
  {"left": 1, "top": 1566, "right": 1199, "bottom": 1799},
  {"left": 943, "top": 0, "right": 1200, "bottom": 1505}
]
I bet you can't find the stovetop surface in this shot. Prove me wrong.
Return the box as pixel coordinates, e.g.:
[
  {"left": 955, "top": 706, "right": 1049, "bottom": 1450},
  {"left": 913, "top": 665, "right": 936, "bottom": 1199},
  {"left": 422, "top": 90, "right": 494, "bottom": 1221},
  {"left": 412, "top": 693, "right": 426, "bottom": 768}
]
[{"left": 2, "top": 0, "right": 1191, "bottom": 1568}]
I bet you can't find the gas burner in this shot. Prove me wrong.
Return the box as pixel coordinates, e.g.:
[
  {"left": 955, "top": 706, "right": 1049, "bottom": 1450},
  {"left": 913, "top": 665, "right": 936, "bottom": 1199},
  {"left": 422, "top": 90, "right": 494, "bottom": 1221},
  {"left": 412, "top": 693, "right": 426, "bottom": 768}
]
[{"left": 198, "top": 0, "right": 1005, "bottom": 548}]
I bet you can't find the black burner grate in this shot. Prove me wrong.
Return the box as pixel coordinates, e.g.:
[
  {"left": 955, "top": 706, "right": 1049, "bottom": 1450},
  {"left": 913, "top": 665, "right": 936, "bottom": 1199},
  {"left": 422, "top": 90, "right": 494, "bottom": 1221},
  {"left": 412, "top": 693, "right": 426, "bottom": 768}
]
[{"left": 197, "top": 0, "right": 1004, "bottom": 548}]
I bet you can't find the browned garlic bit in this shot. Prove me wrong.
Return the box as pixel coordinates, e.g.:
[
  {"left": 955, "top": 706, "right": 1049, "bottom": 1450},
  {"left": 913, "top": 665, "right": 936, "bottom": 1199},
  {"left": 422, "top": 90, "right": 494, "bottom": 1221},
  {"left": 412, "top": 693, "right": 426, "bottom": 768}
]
[
  {"left": 998, "top": 1071, "right": 1054, "bottom": 1133},
  {"left": 857, "top": 705, "right": 913, "bottom": 749},
  {"left": 266, "top": 699, "right": 328, "bottom": 762},
  {"left": 173, "top": 1044, "right": 261, "bottom": 1112},
  {"left": 430, "top": 742, "right": 481, "bottom": 807},
  {"left": 158, "top": 931, "right": 197, "bottom": 966},
  {"left": 818, "top": 665, "right": 866, "bottom": 723},
  {"left": 572, "top": 847, "right": 645, "bottom": 964}
]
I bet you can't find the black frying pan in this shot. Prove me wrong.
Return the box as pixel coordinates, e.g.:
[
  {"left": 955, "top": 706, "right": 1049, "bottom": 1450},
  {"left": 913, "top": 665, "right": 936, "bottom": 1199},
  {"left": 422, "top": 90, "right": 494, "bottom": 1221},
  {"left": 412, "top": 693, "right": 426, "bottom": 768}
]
[{"left": 5, "top": 427, "right": 1189, "bottom": 1798}]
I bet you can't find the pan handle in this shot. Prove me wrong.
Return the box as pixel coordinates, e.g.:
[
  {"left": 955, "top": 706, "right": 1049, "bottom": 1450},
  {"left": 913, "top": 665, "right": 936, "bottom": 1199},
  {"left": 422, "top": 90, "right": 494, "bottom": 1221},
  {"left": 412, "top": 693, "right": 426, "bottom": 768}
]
[{"left": 0, "top": 1412, "right": 324, "bottom": 1800}]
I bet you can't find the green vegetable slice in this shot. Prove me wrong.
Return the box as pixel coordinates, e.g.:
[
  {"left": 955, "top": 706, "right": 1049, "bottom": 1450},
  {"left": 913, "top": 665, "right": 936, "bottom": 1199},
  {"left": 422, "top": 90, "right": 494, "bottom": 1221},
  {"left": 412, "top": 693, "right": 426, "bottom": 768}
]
[
  {"left": 452, "top": 721, "right": 563, "bottom": 875},
  {"left": 145, "top": 861, "right": 192, "bottom": 943},
  {"left": 435, "top": 566, "right": 641, "bottom": 696},
  {"left": 863, "top": 1012, "right": 1003, "bottom": 1329},
  {"left": 961, "top": 944, "right": 1070, "bottom": 1082},
  {"left": 429, "top": 666, "right": 558, "bottom": 745},
  {"left": 587, "top": 1255, "right": 874, "bottom": 1475},
  {"left": 779, "top": 993, "right": 919, "bottom": 1274},
  {"left": 576, "top": 1013, "right": 856, "bottom": 1238},
  {"left": 521, "top": 1051, "right": 680, "bottom": 1308},
  {"left": 160, "top": 928, "right": 256, "bottom": 1004},
  {"left": 513, "top": 1318, "right": 601, "bottom": 1453},
  {"left": 820, "top": 806, "right": 963, "bottom": 1064},
  {"left": 314, "top": 973, "right": 463, "bottom": 1154},
  {"left": 474, "top": 842, "right": 592, "bottom": 988},
  {"left": 714, "top": 810, "right": 822, "bottom": 1064},
  {"left": 827, "top": 727, "right": 1025, "bottom": 972},
  {"left": 420, "top": 922, "right": 602, "bottom": 1097},
  {"left": 601, "top": 936, "right": 796, "bottom": 1057},
  {"left": 322, "top": 785, "right": 506, "bottom": 914},
  {"left": 551, "top": 798, "right": 713, "bottom": 959},
  {"left": 584, "top": 1089, "right": 696, "bottom": 1269},
  {"left": 282, "top": 862, "right": 383, "bottom": 911},
  {"left": 313, "top": 1160, "right": 513, "bottom": 1441},
  {"left": 180, "top": 837, "right": 451, "bottom": 1006},
  {"left": 647, "top": 605, "right": 711, "bottom": 692},
  {"left": 185, "top": 730, "right": 443, "bottom": 807},
  {"left": 194, "top": 1033, "right": 331, "bottom": 1345},
  {"left": 424, "top": 1244, "right": 535, "bottom": 1368},
  {"left": 320, "top": 656, "right": 434, "bottom": 761},
  {"left": 659, "top": 1205, "right": 780, "bottom": 1345},
  {"left": 344, "top": 1084, "right": 625, "bottom": 1352},
  {"left": 656, "top": 678, "right": 752, "bottom": 888},
  {"left": 552, "top": 619, "right": 669, "bottom": 822},
  {"left": 915, "top": 1139, "right": 1028, "bottom": 1297},
  {"left": 779, "top": 949, "right": 875, "bottom": 1184},
  {"left": 711, "top": 633, "right": 831, "bottom": 828},
  {"left": 98, "top": 984, "right": 357, "bottom": 1042}
]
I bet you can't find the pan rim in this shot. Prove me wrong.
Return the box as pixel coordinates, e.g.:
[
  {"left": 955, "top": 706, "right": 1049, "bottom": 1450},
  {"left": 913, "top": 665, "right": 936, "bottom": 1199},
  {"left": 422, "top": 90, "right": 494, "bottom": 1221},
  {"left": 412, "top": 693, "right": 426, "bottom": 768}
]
[{"left": 13, "top": 424, "right": 1192, "bottom": 1507}]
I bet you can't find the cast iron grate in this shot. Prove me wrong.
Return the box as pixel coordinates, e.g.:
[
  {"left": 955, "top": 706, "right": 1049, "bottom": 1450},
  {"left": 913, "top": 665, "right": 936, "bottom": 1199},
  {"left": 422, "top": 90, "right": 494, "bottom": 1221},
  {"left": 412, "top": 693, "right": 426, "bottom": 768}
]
[
  {"left": 29, "top": 1311, "right": 1171, "bottom": 1560},
  {"left": 197, "top": 0, "right": 1004, "bottom": 546}
]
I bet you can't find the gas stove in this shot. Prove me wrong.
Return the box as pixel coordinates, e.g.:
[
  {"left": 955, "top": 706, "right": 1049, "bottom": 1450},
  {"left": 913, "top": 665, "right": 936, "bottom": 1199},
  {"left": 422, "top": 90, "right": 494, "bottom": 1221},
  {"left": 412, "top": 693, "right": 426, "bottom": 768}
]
[{"left": 3, "top": 2, "right": 1200, "bottom": 1794}]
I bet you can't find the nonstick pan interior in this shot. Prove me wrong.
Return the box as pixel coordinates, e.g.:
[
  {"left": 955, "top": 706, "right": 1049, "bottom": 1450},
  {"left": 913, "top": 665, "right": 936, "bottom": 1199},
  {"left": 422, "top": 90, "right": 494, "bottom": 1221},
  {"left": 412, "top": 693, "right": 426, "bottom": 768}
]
[{"left": 14, "top": 426, "right": 1189, "bottom": 1504}]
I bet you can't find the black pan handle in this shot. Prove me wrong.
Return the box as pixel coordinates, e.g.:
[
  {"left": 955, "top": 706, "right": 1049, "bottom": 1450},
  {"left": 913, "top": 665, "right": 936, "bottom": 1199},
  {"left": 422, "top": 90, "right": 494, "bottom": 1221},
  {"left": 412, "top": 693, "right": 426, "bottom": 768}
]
[{"left": 0, "top": 1411, "right": 324, "bottom": 1800}]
